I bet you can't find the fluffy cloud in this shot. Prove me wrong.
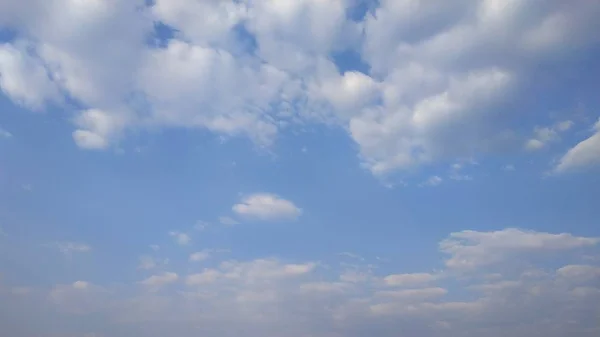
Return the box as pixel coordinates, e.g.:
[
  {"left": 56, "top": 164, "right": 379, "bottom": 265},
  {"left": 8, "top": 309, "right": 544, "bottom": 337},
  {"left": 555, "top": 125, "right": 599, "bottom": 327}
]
[
  {"left": 169, "top": 231, "right": 191, "bottom": 245},
  {"left": 51, "top": 242, "right": 91, "bottom": 255},
  {"left": 0, "top": 0, "right": 597, "bottom": 178},
  {"left": 0, "top": 42, "right": 61, "bottom": 110},
  {"left": 554, "top": 119, "right": 600, "bottom": 173},
  {"left": 0, "top": 126, "right": 13, "bottom": 139},
  {"left": 140, "top": 272, "right": 179, "bottom": 289},
  {"left": 232, "top": 193, "right": 302, "bottom": 221},
  {"left": 524, "top": 120, "right": 573, "bottom": 151},
  {"left": 4, "top": 228, "right": 599, "bottom": 337},
  {"left": 189, "top": 250, "right": 211, "bottom": 262},
  {"left": 440, "top": 228, "right": 599, "bottom": 270},
  {"left": 384, "top": 273, "right": 437, "bottom": 287}
]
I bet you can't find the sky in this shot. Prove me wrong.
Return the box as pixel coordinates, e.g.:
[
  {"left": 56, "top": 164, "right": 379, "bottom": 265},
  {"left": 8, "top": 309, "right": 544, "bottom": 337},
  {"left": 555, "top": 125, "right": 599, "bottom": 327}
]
[{"left": 1, "top": 0, "right": 600, "bottom": 336}]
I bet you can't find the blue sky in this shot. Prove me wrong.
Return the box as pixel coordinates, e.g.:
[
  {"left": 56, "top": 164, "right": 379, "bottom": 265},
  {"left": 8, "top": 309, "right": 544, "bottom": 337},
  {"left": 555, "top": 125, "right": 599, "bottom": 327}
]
[{"left": 1, "top": 1, "right": 600, "bottom": 337}]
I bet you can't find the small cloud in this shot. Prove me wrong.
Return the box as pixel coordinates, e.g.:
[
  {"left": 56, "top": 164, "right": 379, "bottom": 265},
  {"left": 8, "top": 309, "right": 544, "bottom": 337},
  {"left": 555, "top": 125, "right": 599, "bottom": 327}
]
[
  {"left": 138, "top": 256, "right": 157, "bottom": 270},
  {"left": 149, "top": 244, "right": 160, "bottom": 251},
  {"left": 218, "top": 216, "right": 240, "bottom": 226},
  {"left": 524, "top": 120, "right": 573, "bottom": 151},
  {"left": 51, "top": 242, "right": 92, "bottom": 255},
  {"left": 383, "top": 273, "right": 437, "bottom": 287},
  {"left": 525, "top": 138, "right": 545, "bottom": 151},
  {"left": 449, "top": 174, "right": 473, "bottom": 181},
  {"left": 72, "top": 281, "right": 90, "bottom": 290},
  {"left": 194, "top": 220, "right": 210, "bottom": 231},
  {"left": 232, "top": 193, "right": 302, "bottom": 221},
  {"left": 556, "top": 120, "right": 574, "bottom": 132},
  {"left": 503, "top": 164, "right": 516, "bottom": 171},
  {"left": 169, "top": 231, "right": 191, "bottom": 245},
  {"left": 421, "top": 176, "right": 443, "bottom": 187},
  {"left": 140, "top": 272, "right": 179, "bottom": 289},
  {"left": 0, "top": 127, "right": 12, "bottom": 139},
  {"left": 338, "top": 252, "right": 365, "bottom": 261},
  {"left": 553, "top": 119, "right": 600, "bottom": 173},
  {"left": 189, "top": 250, "right": 211, "bottom": 262}
]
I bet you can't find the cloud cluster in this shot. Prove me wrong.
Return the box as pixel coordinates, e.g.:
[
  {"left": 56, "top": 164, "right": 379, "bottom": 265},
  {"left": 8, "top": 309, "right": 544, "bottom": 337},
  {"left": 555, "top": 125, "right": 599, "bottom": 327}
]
[
  {"left": 2, "top": 228, "right": 599, "bottom": 337},
  {"left": 1, "top": 0, "right": 599, "bottom": 176},
  {"left": 232, "top": 193, "right": 302, "bottom": 221}
]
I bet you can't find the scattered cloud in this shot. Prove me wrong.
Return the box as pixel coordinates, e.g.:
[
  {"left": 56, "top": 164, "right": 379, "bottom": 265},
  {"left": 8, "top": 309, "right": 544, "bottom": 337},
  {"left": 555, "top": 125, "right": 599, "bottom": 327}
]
[
  {"left": 2, "top": 227, "right": 599, "bottom": 336},
  {"left": 383, "top": 273, "right": 437, "bottom": 287},
  {"left": 194, "top": 220, "right": 210, "bottom": 231},
  {"left": 440, "top": 228, "right": 599, "bottom": 270},
  {"left": 139, "top": 272, "right": 179, "bottom": 289},
  {"left": 525, "top": 120, "right": 573, "bottom": 151},
  {"left": 138, "top": 256, "right": 158, "bottom": 270},
  {"left": 554, "top": 118, "right": 600, "bottom": 173},
  {"left": 0, "top": 0, "right": 597, "bottom": 177},
  {"left": 421, "top": 176, "right": 443, "bottom": 187},
  {"left": 169, "top": 231, "right": 191, "bottom": 245},
  {"left": 50, "top": 242, "right": 92, "bottom": 255},
  {"left": 556, "top": 265, "right": 600, "bottom": 283},
  {"left": 0, "top": 126, "right": 12, "bottom": 138},
  {"left": 232, "top": 193, "right": 302, "bottom": 221},
  {"left": 189, "top": 250, "right": 211, "bottom": 262},
  {"left": 218, "top": 216, "right": 240, "bottom": 226}
]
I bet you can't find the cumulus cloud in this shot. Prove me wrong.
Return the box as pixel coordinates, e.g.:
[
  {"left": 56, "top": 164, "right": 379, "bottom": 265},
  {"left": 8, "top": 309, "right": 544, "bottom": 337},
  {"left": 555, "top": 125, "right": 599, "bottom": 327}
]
[
  {"left": 51, "top": 242, "right": 91, "bottom": 255},
  {"left": 421, "top": 176, "right": 443, "bottom": 187},
  {"left": 140, "top": 272, "right": 179, "bottom": 289},
  {"left": 554, "top": 119, "right": 600, "bottom": 173},
  {"left": 3, "top": 228, "right": 600, "bottom": 337},
  {"left": 0, "top": 126, "right": 12, "bottom": 138},
  {"left": 218, "top": 216, "right": 240, "bottom": 226},
  {"left": 384, "top": 273, "right": 437, "bottom": 287},
  {"left": 524, "top": 120, "right": 574, "bottom": 151},
  {"left": 169, "top": 231, "right": 191, "bottom": 245},
  {"left": 440, "top": 228, "right": 599, "bottom": 270},
  {"left": 0, "top": 0, "right": 596, "bottom": 177},
  {"left": 189, "top": 250, "right": 211, "bottom": 262},
  {"left": 232, "top": 193, "right": 302, "bottom": 221}
]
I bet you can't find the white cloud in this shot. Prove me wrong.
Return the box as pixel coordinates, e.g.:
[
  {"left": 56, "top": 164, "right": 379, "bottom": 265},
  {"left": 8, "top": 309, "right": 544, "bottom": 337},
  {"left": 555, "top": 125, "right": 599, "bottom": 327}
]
[
  {"left": 375, "top": 287, "right": 448, "bottom": 301},
  {"left": 384, "top": 273, "right": 437, "bottom": 287},
  {"left": 169, "top": 231, "right": 191, "bottom": 245},
  {"left": 557, "top": 265, "right": 600, "bottom": 283},
  {"left": 218, "top": 216, "right": 240, "bottom": 226},
  {"left": 524, "top": 120, "right": 573, "bottom": 151},
  {"left": 0, "top": 127, "right": 12, "bottom": 138},
  {"left": 232, "top": 193, "right": 302, "bottom": 221},
  {"left": 140, "top": 272, "right": 179, "bottom": 288},
  {"left": 0, "top": 42, "right": 61, "bottom": 110},
  {"left": 52, "top": 242, "right": 92, "bottom": 255},
  {"left": 554, "top": 119, "right": 600, "bottom": 173},
  {"left": 194, "top": 220, "right": 210, "bottom": 231},
  {"left": 3, "top": 228, "right": 600, "bottom": 337},
  {"left": 0, "top": 0, "right": 598, "bottom": 178},
  {"left": 138, "top": 256, "right": 158, "bottom": 270},
  {"left": 421, "top": 176, "right": 443, "bottom": 187},
  {"left": 440, "top": 228, "right": 599, "bottom": 270},
  {"left": 72, "top": 281, "right": 90, "bottom": 290},
  {"left": 189, "top": 250, "right": 211, "bottom": 262}
]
